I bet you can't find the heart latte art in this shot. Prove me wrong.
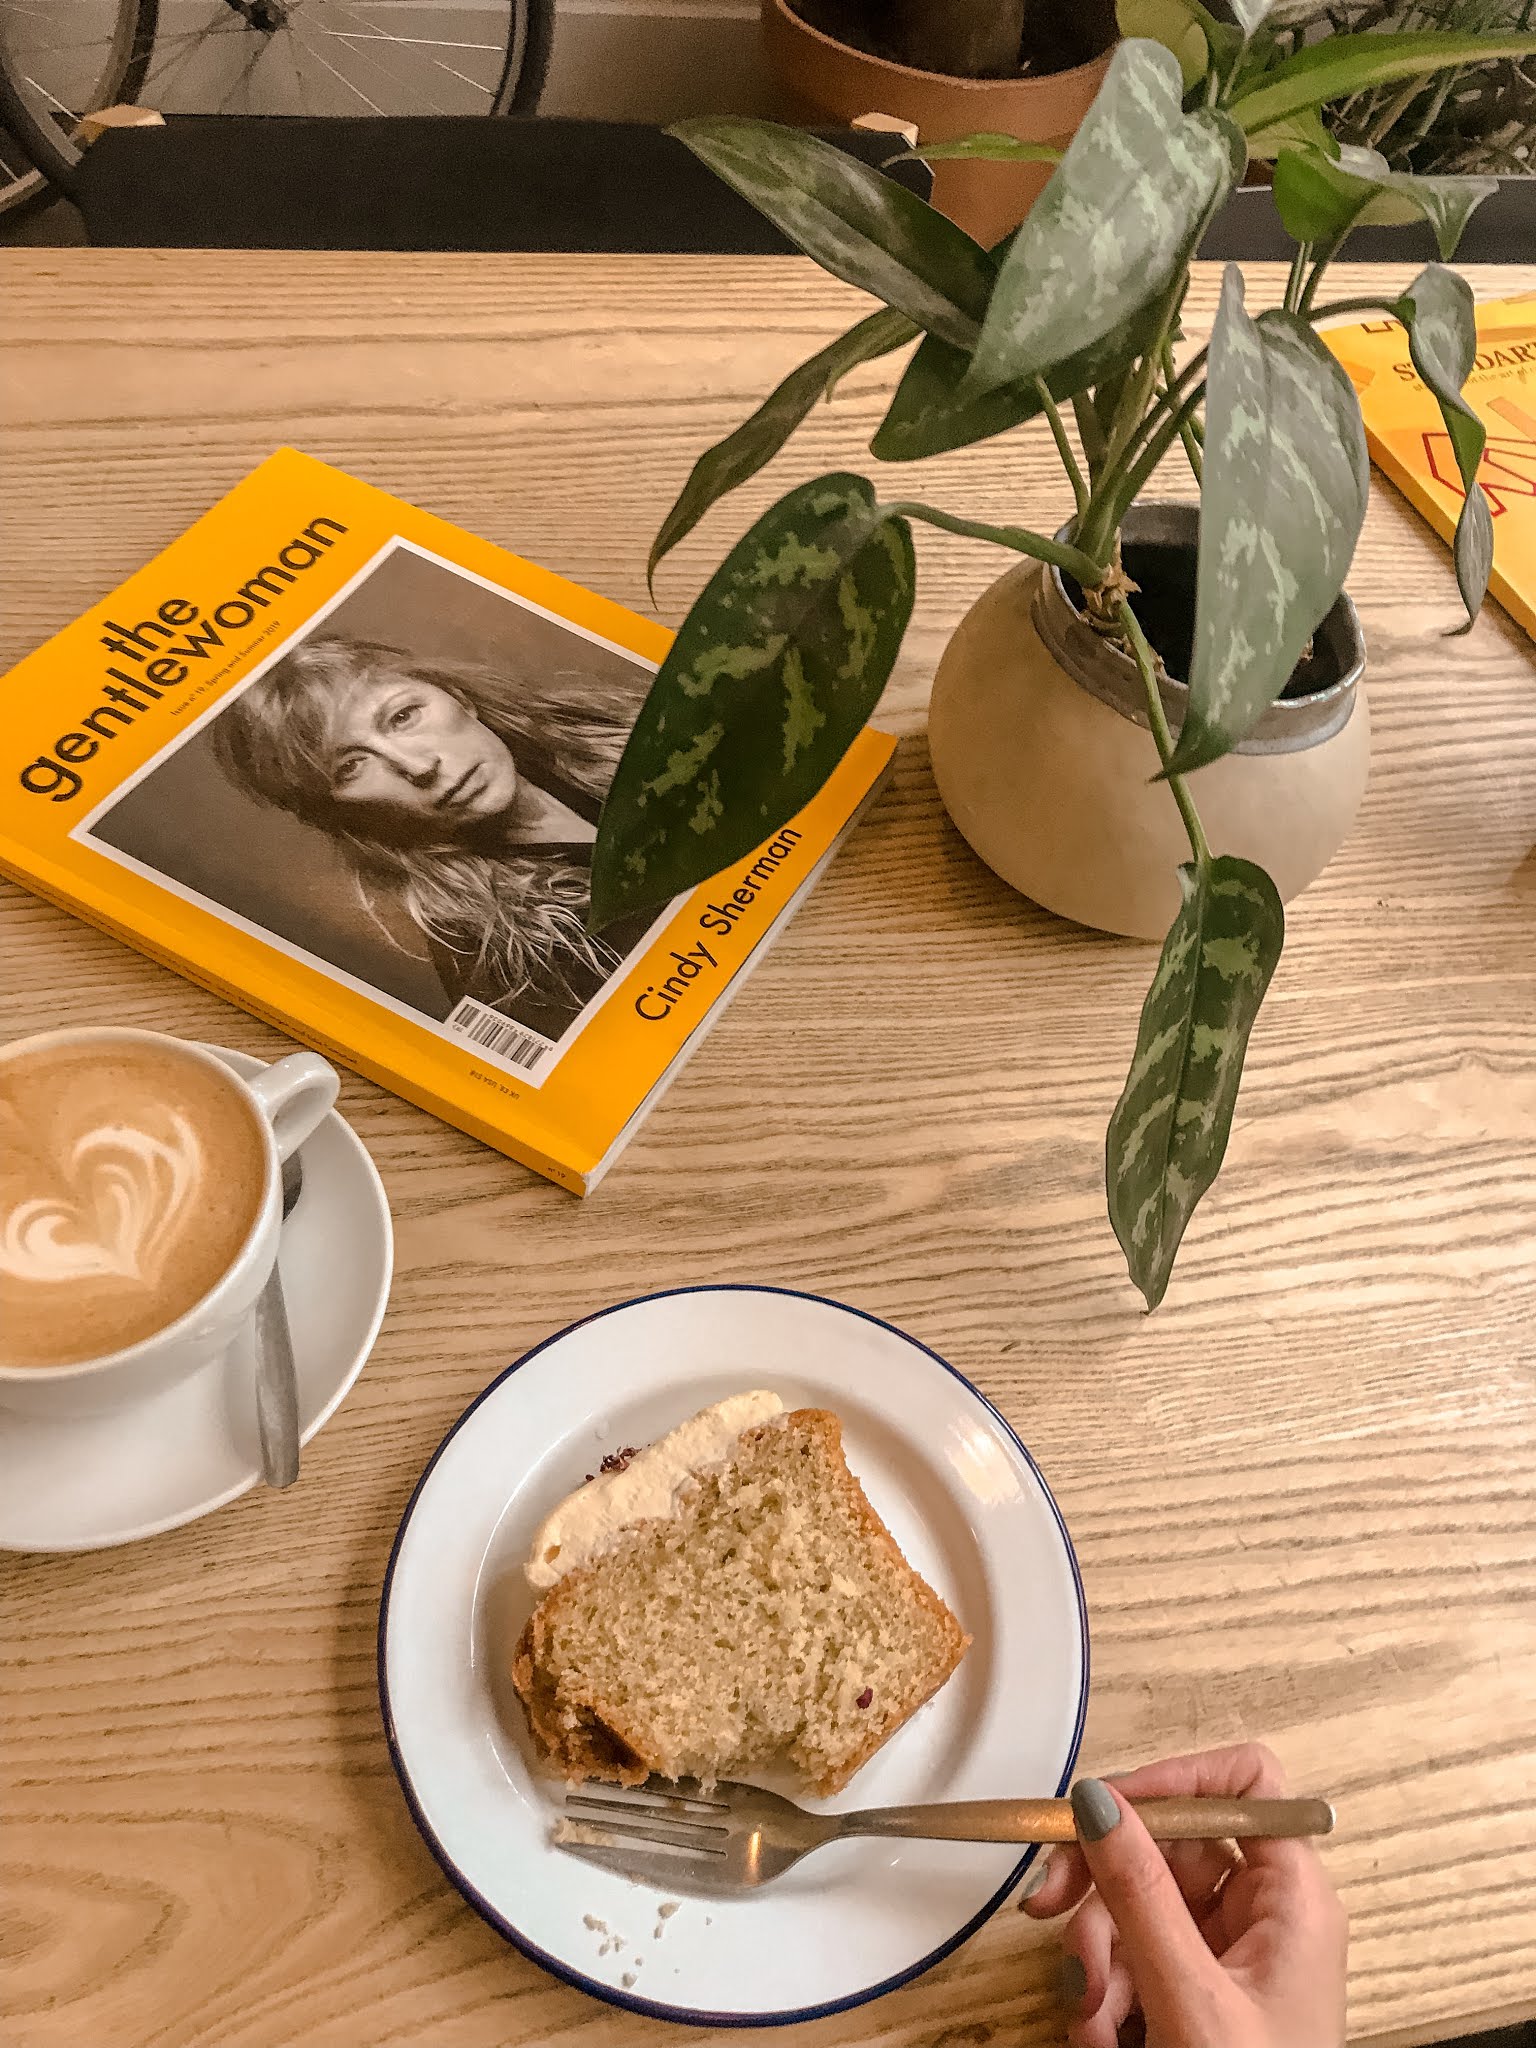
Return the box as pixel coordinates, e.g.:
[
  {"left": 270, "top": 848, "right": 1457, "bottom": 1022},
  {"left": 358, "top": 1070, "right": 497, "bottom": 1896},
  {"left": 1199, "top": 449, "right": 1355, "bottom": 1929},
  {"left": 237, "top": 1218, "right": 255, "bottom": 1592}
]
[
  {"left": 0, "top": 1039, "right": 266, "bottom": 1368},
  {"left": 2, "top": 1113, "right": 204, "bottom": 1288}
]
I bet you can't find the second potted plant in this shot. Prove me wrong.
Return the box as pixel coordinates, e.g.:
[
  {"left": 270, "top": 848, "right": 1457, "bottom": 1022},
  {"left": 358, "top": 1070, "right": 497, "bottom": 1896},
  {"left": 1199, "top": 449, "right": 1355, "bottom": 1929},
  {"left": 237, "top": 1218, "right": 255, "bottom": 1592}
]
[{"left": 592, "top": 5, "right": 1532, "bottom": 1307}]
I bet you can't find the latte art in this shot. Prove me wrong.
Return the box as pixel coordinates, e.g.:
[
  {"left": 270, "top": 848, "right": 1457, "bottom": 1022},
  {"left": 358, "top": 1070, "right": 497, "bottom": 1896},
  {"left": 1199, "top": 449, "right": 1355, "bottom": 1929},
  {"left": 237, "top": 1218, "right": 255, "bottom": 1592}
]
[
  {"left": 0, "top": 1112, "right": 204, "bottom": 1289},
  {"left": 0, "top": 1038, "right": 266, "bottom": 1368}
]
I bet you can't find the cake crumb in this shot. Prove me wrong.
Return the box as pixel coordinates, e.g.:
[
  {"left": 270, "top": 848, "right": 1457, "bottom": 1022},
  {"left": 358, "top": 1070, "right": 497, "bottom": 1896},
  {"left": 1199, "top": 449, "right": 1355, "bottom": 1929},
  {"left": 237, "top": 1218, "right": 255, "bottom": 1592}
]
[
  {"left": 621, "top": 1971, "right": 637, "bottom": 1989},
  {"left": 582, "top": 1913, "right": 606, "bottom": 1933},
  {"left": 657, "top": 1900, "right": 680, "bottom": 1919}
]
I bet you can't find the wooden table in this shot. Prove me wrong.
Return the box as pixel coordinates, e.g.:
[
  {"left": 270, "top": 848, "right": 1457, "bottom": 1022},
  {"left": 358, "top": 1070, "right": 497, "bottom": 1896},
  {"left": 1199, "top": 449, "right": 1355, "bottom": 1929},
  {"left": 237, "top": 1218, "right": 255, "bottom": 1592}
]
[{"left": 2, "top": 252, "right": 1534, "bottom": 2048}]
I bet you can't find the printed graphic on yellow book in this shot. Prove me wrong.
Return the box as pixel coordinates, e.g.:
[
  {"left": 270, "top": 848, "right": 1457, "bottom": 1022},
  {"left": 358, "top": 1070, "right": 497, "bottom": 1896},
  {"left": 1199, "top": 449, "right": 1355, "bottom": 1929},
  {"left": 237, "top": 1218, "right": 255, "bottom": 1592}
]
[
  {"left": 1325, "top": 293, "right": 1536, "bottom": 642},
  {"left": 0, "top": 449, "right": 895, "bottom": 1191}
]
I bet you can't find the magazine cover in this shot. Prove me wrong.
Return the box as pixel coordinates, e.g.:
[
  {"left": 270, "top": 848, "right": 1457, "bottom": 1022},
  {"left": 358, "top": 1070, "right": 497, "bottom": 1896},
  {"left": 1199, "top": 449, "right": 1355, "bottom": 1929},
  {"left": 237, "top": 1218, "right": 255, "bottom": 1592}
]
[
  {"left": 0, "top": 449, "right": 896, "bottom": 1191},
  {"left": 1324, "top": 291, "right": 1535, "bottom": 642}
]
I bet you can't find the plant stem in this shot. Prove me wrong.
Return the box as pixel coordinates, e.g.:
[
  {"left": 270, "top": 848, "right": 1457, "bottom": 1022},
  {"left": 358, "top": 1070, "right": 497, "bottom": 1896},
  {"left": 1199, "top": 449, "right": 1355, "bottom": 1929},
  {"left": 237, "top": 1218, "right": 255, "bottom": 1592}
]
[
  {"left": 1118, "top": 597, "right": 1211, "bottom": 872},
  {"left": 1284, "top": 240, "right": 1311, "bottom": 315},
  {"left": 1113, "top": 345, "right": 1210, "bottom": 479},
  {"left": 1366, "top": 74, "right": 1428, "bottom": 148},
  {"left": 1078, "top": 383, "right": 1207, "bottom": 565},
  {"left": 1072, "top": 393, "right": 1108, "bottom": 488},
  {"left": 881, "top": 500, "right": 1102, "bottom": 586},
  {"left": 1304, "top": 294, "right": 1402, "bottom": 323},
  {"left": 1297, "top": 231, "right": 1348, "bottom": 320},
  {"left": 1036, "top": 378, "right": 1089, "bottom": 520},
  {"left": 1074, "top": 346, "right": 1208, "bottom": 566},
  {"left": 1160, "top": 341, "right": 1204, "bottom": 485}
]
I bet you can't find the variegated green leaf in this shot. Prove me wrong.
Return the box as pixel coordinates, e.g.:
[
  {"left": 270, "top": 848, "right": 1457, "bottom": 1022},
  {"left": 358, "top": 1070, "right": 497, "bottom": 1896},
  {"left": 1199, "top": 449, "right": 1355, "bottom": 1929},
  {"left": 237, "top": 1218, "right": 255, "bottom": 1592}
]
[
  {"left": 1107, "top": 856, "right": 1284, "bottom": 1310},
  {"left": 670, "top": 118, "right": 995, "bottom": 350},
  {"left": 1166, "top": 266, "right": 1368, "bottom": 778},
  {"left": 871, "top": 334, "right": 1048, "bottom": 461},
  {"left": 963, "top": 42, "right": 1240, "bottom": 399},
  {"left": 591, "top": 474, "right": 913, "bottom": 926},
  {"left": 899, "top": 135, "right": 1063, "bottom": 164},
  {"left": 1272, "top": 143, "right": 1496, "bottom": 260},
  {"left": 870, "top": 296, "right": 1165, "bottom": 463},
  {"left": 1232, "top": 29, "right": 1536, "bottom": 138},
  {"left": 649, "top": 309, "right": 917, "bottom": 593},
  {"left": 1393, "top": 265, "right": 1492, "bottom": 627}
]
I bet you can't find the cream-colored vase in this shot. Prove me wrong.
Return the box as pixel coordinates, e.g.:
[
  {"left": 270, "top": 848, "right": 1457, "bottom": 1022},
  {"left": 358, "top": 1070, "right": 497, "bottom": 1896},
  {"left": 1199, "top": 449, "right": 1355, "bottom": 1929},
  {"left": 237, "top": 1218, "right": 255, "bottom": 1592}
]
[{"left": 927, "top": 506, "right": 1370, "bottom": 941}]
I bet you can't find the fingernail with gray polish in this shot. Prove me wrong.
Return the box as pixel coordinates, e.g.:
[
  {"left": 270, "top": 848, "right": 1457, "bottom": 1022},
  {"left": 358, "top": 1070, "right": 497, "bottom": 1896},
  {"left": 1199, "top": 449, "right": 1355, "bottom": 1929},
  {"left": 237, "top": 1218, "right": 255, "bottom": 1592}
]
[
  {"left": 1057, "top": 1953, "right": 1088, "bottom": 2007},
  {"left": 1071, "top": 1777, "right": 1122, "bottom": 1842},
  {"left": 1016, "top": 1852, "right": 1052, "bottom": 1905}
]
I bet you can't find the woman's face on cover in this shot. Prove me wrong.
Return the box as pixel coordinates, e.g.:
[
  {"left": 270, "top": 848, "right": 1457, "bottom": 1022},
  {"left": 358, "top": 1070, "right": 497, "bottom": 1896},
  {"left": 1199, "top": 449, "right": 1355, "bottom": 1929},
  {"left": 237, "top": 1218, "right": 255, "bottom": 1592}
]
[{"left": 321, "top": 672, "right": 519, "bottom": 829}]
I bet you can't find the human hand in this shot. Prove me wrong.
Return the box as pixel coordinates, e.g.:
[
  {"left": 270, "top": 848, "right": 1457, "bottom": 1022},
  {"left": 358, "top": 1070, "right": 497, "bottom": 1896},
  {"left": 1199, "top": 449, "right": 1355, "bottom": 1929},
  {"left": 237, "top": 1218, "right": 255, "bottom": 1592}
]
[{"left": 1020, "top": 1744, "right": 1347, "bottom": 2048}]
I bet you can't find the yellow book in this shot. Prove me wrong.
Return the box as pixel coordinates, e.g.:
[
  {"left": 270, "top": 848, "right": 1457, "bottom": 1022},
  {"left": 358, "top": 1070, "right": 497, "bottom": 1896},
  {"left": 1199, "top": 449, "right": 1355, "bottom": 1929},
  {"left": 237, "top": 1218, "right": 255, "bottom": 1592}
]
[
  {"left": 0, "top": 449, "right": 895, "bottom": 1193},
  {"left": 1324, "top": 292, "right": 1536, "bottom": 642}
]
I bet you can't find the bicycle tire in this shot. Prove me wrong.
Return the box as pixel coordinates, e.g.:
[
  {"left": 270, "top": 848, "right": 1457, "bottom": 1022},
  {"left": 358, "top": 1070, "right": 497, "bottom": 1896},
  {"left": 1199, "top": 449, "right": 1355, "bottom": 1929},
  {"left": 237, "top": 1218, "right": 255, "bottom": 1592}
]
[
  {"left": 0, "top": 0, "right": 159, "bottom": 200},
  {"left": 493, "top": 0, "right": 556, "bottom": 115}
]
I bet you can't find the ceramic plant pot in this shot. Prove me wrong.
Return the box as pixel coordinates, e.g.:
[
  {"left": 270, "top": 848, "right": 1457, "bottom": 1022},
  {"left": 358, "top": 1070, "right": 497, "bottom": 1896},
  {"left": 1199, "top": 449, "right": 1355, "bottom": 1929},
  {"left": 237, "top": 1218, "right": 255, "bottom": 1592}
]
[
  {"left": 927, "top": 501, "right": 1370, "bottom": 941},
  {"left": 760, "top": 0, "right": 1116, "bottom": 244}
]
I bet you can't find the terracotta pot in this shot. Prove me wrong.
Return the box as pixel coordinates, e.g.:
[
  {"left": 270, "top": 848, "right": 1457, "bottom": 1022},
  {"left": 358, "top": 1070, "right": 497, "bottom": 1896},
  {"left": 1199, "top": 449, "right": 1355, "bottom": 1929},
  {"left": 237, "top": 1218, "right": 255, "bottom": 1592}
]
[
  {"left": 761, "top": 0, "right": 1115, "bottom": 245},
  {"left": 927, "top": 502, "right": 1370, "bottom": 941}
]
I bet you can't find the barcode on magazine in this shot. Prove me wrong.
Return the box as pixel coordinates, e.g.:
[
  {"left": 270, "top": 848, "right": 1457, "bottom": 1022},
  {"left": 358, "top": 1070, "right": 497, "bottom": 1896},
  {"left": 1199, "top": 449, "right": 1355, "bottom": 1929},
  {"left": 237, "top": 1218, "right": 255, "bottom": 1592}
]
[{"left": 445, "top": 996, "right": 555, "bottom": 1075}]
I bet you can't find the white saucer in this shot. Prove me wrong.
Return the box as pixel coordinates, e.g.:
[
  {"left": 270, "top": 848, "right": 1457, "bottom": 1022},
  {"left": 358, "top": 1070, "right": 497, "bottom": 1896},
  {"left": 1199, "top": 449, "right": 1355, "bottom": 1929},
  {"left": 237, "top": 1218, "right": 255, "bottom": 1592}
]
[
  {"left": 379, "top": 1285, "right": 1088, "bottom": 2027},
  {"left": 0, "top": 1045, "right": 393, "bottom": 1553}
]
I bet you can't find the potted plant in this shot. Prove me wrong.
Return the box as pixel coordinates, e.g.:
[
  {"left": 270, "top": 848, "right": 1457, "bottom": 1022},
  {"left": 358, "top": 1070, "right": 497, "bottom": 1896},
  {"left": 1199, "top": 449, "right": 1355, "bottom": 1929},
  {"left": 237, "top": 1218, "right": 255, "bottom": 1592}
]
[
  {"left": 591, "top": 4, "right": 1536, "bottom": 1308},
  {"left": 762, "top": 0, "right": 1120, "bottom": 240}
]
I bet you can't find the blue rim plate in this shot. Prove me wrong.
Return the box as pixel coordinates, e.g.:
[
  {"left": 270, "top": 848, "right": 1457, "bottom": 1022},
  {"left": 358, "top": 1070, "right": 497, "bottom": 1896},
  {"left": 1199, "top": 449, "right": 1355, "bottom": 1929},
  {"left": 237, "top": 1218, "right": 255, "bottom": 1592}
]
[{"left": 378, "top": 1284, "right": 1089, "bottom": 2027}]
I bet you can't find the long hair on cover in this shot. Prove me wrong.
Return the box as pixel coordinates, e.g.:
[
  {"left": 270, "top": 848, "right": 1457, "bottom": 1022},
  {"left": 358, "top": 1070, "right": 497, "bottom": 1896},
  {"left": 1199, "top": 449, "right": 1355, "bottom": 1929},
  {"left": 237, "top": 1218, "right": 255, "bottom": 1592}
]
[{"left": 213, "top": 635, "right": 643, "bottom": 1012}]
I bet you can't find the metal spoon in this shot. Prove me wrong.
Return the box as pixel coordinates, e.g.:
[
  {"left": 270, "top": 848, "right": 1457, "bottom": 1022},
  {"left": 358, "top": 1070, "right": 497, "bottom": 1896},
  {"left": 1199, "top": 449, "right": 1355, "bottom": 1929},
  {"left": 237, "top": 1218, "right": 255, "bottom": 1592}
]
[{"left": 253, "top": 1150, "right": 303, "bottom": 1489}]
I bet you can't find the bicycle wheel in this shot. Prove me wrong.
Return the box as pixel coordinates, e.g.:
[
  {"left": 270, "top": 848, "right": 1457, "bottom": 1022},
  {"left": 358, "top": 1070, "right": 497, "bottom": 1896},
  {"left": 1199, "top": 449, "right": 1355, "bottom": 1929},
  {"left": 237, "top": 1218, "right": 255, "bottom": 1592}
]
[
  {"left": 0, "top": 117, "right": 44, "bottom": 220},
  {"left": 0, "top": 0, "right": 548, "bottom": 203},
  {"left": 0, "top": 1, "right": 157, "bottom": 209}
]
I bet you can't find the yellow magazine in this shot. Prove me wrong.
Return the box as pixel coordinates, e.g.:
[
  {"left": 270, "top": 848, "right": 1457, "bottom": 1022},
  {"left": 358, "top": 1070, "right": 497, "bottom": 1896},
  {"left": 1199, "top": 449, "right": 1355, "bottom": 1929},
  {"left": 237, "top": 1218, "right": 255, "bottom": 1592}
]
[
  {"left": 1324, "top": 292, "right": 1536, "bottom": 642},
  {"left": 0, "top": 449, "right": 895, "bottom": 1193}
]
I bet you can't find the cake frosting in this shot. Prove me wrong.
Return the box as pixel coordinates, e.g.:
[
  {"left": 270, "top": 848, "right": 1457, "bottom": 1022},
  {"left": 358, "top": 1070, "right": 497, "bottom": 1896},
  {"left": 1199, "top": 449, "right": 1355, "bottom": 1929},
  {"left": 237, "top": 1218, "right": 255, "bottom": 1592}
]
[{"left": 525, "top": 1390, "right": 784, "bottom": 1589}]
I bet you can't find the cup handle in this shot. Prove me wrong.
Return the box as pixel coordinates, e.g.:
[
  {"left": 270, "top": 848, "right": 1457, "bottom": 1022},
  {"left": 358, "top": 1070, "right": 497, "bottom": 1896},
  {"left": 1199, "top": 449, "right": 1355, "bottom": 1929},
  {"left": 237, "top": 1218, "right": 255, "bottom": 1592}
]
[{"left": 247, "top": 1051, "right": 339, "bottom": 1162}]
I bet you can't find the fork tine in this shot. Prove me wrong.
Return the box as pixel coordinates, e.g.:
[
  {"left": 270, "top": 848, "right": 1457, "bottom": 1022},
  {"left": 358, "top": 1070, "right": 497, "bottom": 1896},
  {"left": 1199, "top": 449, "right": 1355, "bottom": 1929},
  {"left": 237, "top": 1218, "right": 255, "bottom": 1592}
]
[
  {"left": 566, "top": 1791, "right": 729, "bottom": 1835},
  {"left": 558, "top": 1809, "right": 729, "bottom": 1856},
  {"left": 576, "top": 1777, "right": 731, "bottom": 1812},
  {"left": 554, "top": 1834, "right": 731, "bottom": 1894}
]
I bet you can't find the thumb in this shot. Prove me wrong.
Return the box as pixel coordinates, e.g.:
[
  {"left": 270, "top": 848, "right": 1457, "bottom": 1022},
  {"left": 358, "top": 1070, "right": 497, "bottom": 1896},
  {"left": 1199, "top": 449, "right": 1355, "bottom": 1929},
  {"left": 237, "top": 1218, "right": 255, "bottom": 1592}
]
[{"left": 1070, "top": 1779, "right": 1236, "bottom": 2038}]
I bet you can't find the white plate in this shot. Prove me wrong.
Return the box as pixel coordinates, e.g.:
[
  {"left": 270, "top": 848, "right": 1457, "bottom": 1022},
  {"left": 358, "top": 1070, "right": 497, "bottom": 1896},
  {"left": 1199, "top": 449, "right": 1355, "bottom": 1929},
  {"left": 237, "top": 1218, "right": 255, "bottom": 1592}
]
[
  {"left": 379, "top": 1285, "right": 1088, "bottom": 2027},
  {"left": 0, "top": 1045, "right": 393, "bottom": 1552}
]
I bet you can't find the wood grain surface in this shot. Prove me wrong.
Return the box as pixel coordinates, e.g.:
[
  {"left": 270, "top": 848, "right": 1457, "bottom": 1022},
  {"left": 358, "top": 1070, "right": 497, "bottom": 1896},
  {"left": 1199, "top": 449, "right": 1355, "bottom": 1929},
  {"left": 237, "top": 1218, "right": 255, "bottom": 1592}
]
[{"left": 2, "top": 252, "right": 1533, "bottom": 2048}]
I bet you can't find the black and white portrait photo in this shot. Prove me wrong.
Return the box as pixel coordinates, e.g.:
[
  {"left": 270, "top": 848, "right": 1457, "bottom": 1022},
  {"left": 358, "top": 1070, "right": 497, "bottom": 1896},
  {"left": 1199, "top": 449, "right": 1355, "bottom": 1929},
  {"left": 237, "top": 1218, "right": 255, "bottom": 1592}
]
[{"left": 81, "top": 542, "right": 664, "bottom": 1067}]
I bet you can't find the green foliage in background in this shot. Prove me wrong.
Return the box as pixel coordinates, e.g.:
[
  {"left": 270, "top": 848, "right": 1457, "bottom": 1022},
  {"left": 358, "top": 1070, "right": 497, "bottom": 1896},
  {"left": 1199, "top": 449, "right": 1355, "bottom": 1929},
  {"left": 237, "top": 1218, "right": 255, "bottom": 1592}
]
[{"left": 1271, "top": 0, "right": 1535, "bottom": 174}]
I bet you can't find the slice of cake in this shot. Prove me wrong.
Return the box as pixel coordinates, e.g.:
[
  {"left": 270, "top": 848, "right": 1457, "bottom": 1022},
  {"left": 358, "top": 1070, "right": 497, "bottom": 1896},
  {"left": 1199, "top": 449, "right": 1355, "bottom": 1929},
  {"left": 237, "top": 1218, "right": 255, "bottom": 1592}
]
[{"left": 512, "top": 1392, "right": 968, "bottom": 1797}]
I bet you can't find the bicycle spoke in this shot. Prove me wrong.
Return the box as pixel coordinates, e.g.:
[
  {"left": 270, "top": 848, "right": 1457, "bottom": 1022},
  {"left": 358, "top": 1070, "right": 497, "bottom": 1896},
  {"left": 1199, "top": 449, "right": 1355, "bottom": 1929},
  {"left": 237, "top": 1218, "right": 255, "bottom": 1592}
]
[
  {"left": 309, "top": 2, "right": 461, "bottom": 114},
  {"left": 216, "top": 31, "right": 275, "bottom": 114},
  {"left": 144, "top": 18, "right": 248, "bottom": 97},
  {"left": 286, "top": 24, "right": 386, "bottom": 112},
  {"left": 279, "top": 21, "right": 314, "bottom": 116},
  {"left": 13, "top": 75, "right": 76, "bottom": 121},
  {"left": 324, "top": 1, "right": 503, "bottom": 100}
]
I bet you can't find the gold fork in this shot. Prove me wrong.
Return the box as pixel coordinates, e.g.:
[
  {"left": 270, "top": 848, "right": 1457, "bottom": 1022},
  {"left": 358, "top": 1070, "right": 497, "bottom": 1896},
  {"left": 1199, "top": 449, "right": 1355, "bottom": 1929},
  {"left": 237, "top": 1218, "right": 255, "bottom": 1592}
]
[{"left": 554, "top": 1777, "right": 1336, "bottom": 1895}]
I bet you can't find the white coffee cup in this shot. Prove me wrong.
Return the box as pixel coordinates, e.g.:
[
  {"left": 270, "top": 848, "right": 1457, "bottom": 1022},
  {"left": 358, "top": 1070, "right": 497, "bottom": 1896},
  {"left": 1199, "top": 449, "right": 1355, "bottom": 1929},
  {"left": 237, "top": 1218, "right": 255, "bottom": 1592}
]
[{"left": 0, "top": 1028, "right": 339, "bottom": 1418}]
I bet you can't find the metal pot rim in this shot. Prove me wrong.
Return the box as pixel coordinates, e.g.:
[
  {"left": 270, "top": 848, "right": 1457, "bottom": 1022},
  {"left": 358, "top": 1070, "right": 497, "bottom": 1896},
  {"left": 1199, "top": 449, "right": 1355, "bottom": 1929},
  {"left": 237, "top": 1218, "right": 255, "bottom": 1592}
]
[{"left": 1038, "top": 501, "right": 1365, "bottom": 756}]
